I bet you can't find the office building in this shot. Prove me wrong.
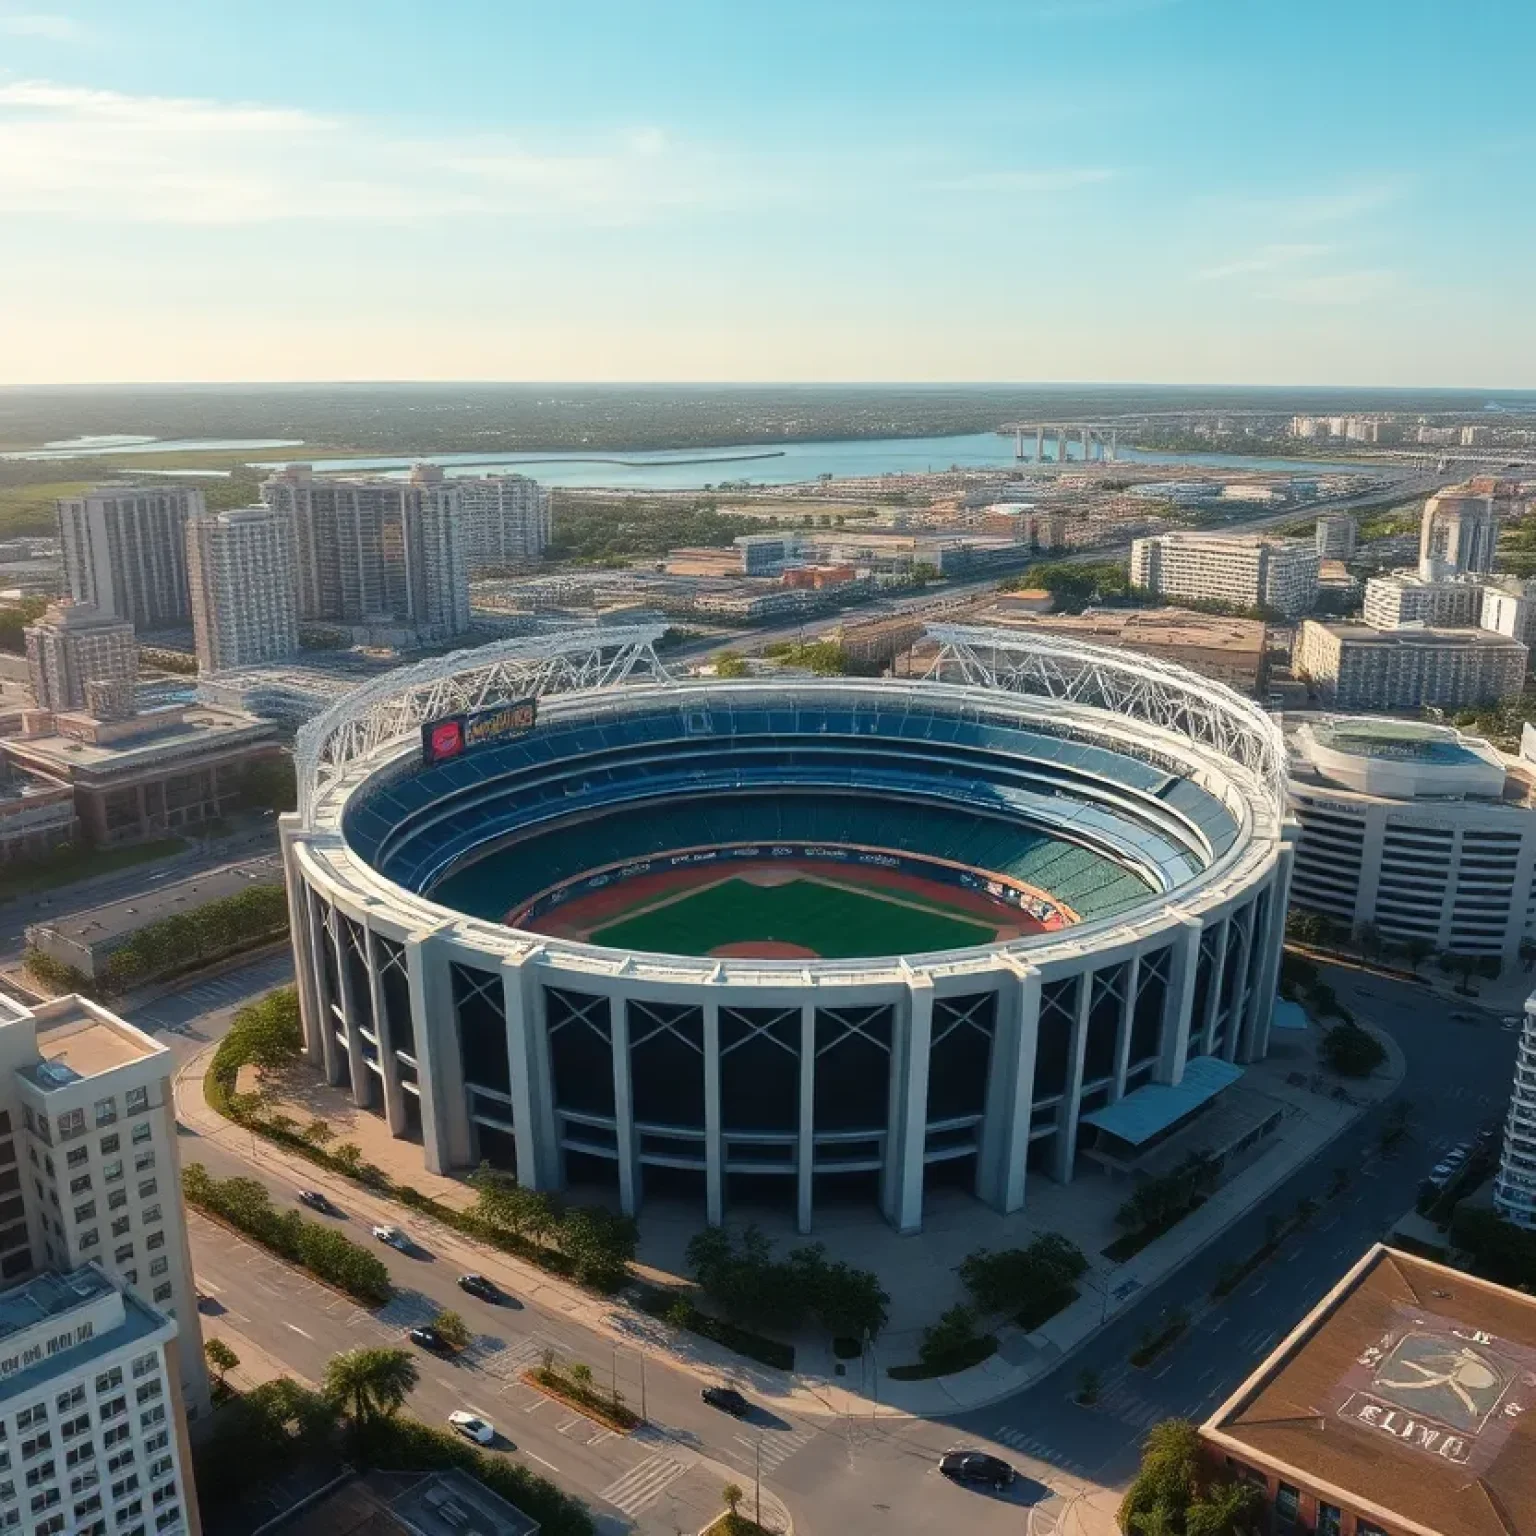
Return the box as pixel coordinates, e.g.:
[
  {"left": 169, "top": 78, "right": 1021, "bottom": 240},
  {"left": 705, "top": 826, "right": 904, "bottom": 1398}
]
[
  {"left": 1293, "top": 620, "right": 1527, "bottom": 711},
  {"left": 186, "top": 506, "right": 299, "bottom": 675},
  {"left": 0, "top": 989, "right": 209, "bottom": 1419},
  {"left": 1202, "top": 1244, "right": 1535, "bottom": 1536},
  {"left": 22, "top": 603, "right": 137, "bottom": 715},
  {"left": 1420, "top": 486, "right": 1500, "bottom": 576},
  {"left": 1361, "top": 570, "right": 1481, "bottom": 630},
  {"left": 1288, "top": 716, "right": 1536, "bottom": 960},
  {"left": 0, "top": 1266, "right": 200, "bottom": 1536},
  {"left": 57, "top": 487, "right": 200, "bottom": 632},
  {"left": 1494, "top": 991, "right": 1536, "bottom": 1228},
  {"left": 456, "top": 474, "right": 551, "bottom": 572},
  {"left": 1480, "top": 579, "right": 1536, "bottom": 645},
  {"left": 1129, "top": 532, "right": 1319, "bottom": 618},
  {"left": 260, "top": 464, "right": 469, "bottom": 646},
  {"left": 733, "top": 533, "right": 798, "bottom": 575},
  {"left": 0, "top": 767, "right": 77, "bottom": 866},
  {"left": 1315, "top": 513, "right": 1357, "bottom": 561}
]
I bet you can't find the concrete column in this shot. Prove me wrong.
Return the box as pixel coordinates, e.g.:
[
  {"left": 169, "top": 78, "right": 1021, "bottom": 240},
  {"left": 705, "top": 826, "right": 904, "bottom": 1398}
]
[
  {"left": 367, "top": 927, "right": 407, "bottom": 1137},
  {"left": 1110, "top": 951, "right": 1141, "bottom": 1102},
  {"left": 280, "top": 825, "right": 326, "bottom": 1074},
  {"left": 796, "top": 1003, "right": 815, "bottom": 1235},
  {"left": 406, "top": 931, "right": 472, "bottom": 1175},
  {"left": 977, "top": 966, "right": 1039, "bottom": 1213},
  {"left": 1199, "top": 915, "right": 1230, "bottom": 1057},
  {"left": 331, "top": 915, "right": 373, "bottom": 1110},
  {"left": 883, "top": 980, "right": 933, "bottom": 1235},
  {"left": 500, "top": 952, "right": 543, "bottom": 1186},
  {"left": 1224, "top": 904, "right": 1256, "bottom": 1063},
  {"left": 1052, "top": 971, "right": 1092, "bottom": 1183},
  {"left": 522, "top": 971, "right": 563, "bottom": 1189},
  {"left": 703, "top": 999, "right": 724, "bottom": 1227},
  {"left": 1035, "top": 426, "right": 1044, "bottom": 463},
  {"left": 1159, "top": 916, "right": 1203, "bottom": 1085},
  {"left": 610, "top": 998, "right": 641, "bottom": 1218},
  {"left": 1247, "top": 838, "right": 1297, "bottom": 1062}
]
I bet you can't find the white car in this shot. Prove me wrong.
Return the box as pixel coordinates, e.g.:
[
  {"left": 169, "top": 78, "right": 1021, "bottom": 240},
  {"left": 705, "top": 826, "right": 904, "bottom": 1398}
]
[
  {"left": 371, "top": 1225, "right": 409, "bottom": 1250},
  {"left": 448, "top": 1410, "right": 494, "bottom": 1445}
]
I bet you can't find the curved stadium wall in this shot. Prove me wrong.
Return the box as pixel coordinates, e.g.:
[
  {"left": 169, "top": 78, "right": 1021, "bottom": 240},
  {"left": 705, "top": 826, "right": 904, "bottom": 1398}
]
[{"left": 280, "top": 626, "right": 1294, "bottom": 1234}]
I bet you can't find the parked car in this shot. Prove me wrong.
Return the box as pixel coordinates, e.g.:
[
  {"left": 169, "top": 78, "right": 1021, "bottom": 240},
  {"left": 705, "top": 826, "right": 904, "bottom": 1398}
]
[
  {"left": 938, "top": 1450, "right": 1015, "bottom": 1489},
  {"left": 1503, "top": 1016, "right": 1524, "bottom": 1031},
  {"left": 457, "top": 1273, "right": 502, "bottom": 1303},
  {"left": 448, "top": 1411, "right": 494, "bottom": 1445},
  {"left": 372, "top": 1225, "right": 409, "bottom": 1250},
  {"left": 701, "top": 1385, "right": 750, "bottom": 1418},
  {"left": 296, "top": 1189, "right": 330, "bottom": 1213},
  {"left": 408, "top": 1326, "right": 449, "bottom": 1352}
]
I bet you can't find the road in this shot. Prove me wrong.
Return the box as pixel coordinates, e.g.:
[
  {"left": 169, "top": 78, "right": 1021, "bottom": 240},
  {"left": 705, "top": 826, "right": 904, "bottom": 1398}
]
[{"left": 133, "top": 945, "right": 1519, "bottom": 1536}]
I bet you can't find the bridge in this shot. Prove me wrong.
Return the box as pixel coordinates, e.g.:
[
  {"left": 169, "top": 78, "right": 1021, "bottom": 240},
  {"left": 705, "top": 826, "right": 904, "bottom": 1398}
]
[{"left": 998, "top": 422, "right": 1119, "bottom": 463}]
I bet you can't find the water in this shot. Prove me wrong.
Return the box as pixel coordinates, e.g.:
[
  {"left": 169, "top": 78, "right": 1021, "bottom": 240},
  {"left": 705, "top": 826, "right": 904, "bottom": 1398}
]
[
  {"left": 245, "top": 432, "right": 1368, "bottom": 491},
  {"left": 2, "top": 436, "right": 304, "bottom": 461}
]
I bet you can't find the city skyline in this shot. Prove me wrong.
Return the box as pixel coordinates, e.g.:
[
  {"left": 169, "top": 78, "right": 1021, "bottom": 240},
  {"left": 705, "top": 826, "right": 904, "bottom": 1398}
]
[{"left": 0, "top": 0, "right": 1532, "bottom": 387}]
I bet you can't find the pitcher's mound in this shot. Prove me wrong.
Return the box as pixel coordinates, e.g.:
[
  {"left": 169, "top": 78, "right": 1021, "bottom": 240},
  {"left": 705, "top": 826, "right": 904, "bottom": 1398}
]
[{"left": 709, "top": 940, "right": 820, "bottom": 959}]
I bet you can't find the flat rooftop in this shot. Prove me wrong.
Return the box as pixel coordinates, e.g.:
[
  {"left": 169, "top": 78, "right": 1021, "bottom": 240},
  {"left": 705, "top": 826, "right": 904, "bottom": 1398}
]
[
  {"left": 26, "top": 999, "right": 161, "bottom": 1084},
  {"left": 1203, "top": 1245, "right": 1536, "bottom": 1536},
  {"left": 0, "top": 1265, "right": 114, "bottom": 1344},
  {"left": 2, "top": 704, "right": 275, "bottom": 774},
  {"left": 30, "top": 854, "right": 283, "bottom": 949},
  {"left": 273, "top": 1468, "right": 539, "bottom": 1536}
]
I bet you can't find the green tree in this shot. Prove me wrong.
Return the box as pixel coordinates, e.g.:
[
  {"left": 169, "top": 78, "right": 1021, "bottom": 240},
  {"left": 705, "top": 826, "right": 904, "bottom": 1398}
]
[
  {"left": 204, "top": 1337, "right": 239, "bottom": 1386},
  {"left": 323, "top": 1347, "right": 419, "bottom": 1425},
  {"left": 722, "top": 1483, "right": 745, "bottom": 1519},
  {"left": 431, "top": 1311, "right": 472, "bottom": 1351},
  {"left": 713, "top": 651, "right": 749, "bottom": 679},
  {"left": 1185, "top": 1479, "right": 1261, "bottom": 1536},
  {"left": 918, "top": 1305, "right": 980, "bottom": 1371},
  {"left": 1320, "top": 1021, "right": 1386, "bottom": 1077},
  {"left": 1405, "top": 935, "right": 1435, "bottom": 974},
  {"left": 555, "top": 1206, "right": 637, "bottom": 1290}
]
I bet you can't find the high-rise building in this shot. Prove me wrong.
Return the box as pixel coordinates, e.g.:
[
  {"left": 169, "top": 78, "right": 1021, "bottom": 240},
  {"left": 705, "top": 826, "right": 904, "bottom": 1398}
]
[
  {"left": 1494, "top": 990, "right": 1536, "bottom": 1228},
  {"left": 455, "top": 473, "right": 552, "bottom": 572},
  {"left": 0, "top": 991, "right": 209, "bottom": 1418},
  {"left": 0, "top": 1266, "right": 201, "bottom": 1536},
  {"left": 1314, "top": 513, "right": 1357, "bottom": 561},
  {"left": 260, "top": 465, "right": 469, "bottom": 645},
  {"left": 1293, "top": 619, "right": 1527, "bottom": 710},
  {"left": 1129, "top": 532, "right": 1319, "bottom": 618},
  {"left": 186, "top": 507, "right": 299, "bottom": 675},
  {"left": 57, "top": 486, "right": 201, "bottom": 631},
  {"left": 22, "top": 602, "right": 138, "bottom": 714},
  {"left": 1361, "top": 570, "right": 1482, "bottom": 630},
  {"left": 1420, "top": 485, "right": 1500, "bottom": 576}
]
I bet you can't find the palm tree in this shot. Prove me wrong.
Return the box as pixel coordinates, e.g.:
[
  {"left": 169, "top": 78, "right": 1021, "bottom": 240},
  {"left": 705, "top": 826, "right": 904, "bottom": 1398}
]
[
  {"left": 322, "top": 1348, "right": 419, "bottom": 1425},
  {"left": 722, "top": 1483, "right": 745, "bottom": 1519}
]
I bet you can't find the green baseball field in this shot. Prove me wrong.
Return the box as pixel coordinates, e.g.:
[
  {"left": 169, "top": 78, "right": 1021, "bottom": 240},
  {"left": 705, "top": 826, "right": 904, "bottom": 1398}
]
[{"left": 589, "top": 875, "right": 999, "bottom": 959}]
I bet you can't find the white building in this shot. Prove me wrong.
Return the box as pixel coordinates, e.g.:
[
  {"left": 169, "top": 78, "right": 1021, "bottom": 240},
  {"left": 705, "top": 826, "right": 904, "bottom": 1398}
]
[
  {"left": 0, "top": 1265, "right": 199, "bottom": 1536},
  {"left": 22, "top": 603, "right": 137, "bottom": 715},
  {"left": 1293, "top": 620, "right": 1528, "bottom": 711},
  {"left": 456, "top": 474, "right": 551, "bottom": 573},
  {"left": 0, "top": 993, "right": 208, "bottom": 1418},
  {"left": 186, "top": 507, "right": 299, "bottom": 675},
  {"left": 1288, "top": 717, "right": 1536, "bottom": 960},
  {"left": 1420, "top": 486, "right": 1500, "bottom": 576},
  {"left": 260, "top": 464, "right": 469, "bottom": 646},
  {"left": 1361, "top": 570, "right": 1482, "bottom": 630},
  {"left": 1494, "top": 992, "right": 1536, "bottom": 1228},
  {"left": 733, "top": 533, "right": 798, "bottom": 575},
  {"left": 1130, "top": 532, "right": 1319, "bottom": 618},
  {"left": 57, "top": 488, "right": 201, "bottom": 633}
]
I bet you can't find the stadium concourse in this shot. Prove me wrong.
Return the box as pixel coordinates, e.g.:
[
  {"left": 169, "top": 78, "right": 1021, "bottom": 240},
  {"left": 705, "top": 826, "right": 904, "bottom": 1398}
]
[{"left": 281, "top": 625, "right": 1293, "bottom": 1236}]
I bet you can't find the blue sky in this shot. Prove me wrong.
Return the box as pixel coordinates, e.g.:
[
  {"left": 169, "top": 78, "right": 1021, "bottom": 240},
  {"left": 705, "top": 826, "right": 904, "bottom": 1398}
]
[{"left": 0, "top": 0, "right": 1530, "bottom": 385}]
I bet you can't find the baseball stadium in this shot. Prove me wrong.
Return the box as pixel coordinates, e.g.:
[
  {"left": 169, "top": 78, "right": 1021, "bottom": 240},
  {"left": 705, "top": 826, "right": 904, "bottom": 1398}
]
[{"left": 282, "top": 625, "right": 1293, "bottom": 1234}]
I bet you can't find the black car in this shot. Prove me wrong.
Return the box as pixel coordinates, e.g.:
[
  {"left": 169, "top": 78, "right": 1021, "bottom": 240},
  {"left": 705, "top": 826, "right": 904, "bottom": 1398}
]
[
  {"left": 408, "top": 1326, "right": 449, "bottom": 1352},
  {"left": 296, "top": 1189, "right": 330, "bottom": 1212},
  {"left": 939, "top": 1450, "right": 1015, "bottom": 1489},
  {"left": 701, "top": 1385, "right": 750, "bottom": 1417},
  {"left": 457, "top": 1273, "right": 501, "bottom": 1303}
]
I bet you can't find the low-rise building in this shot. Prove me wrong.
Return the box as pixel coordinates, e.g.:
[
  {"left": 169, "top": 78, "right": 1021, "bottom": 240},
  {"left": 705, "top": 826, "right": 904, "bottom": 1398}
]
[
  {"left": 1293, "top": 620, "right": 1527, "bottom": 710},
  {"left": 1130, "top": 532, "right": 1319, "bottom": 617},
  {"left": 734, "top": 533, "right": 798, "bottom": 575},
  {"left": 1, "top": 703, "right": 281, "bottom": 847},
  {"left": 1201, "top": 1244, "right": 1536, "bottom": 1536},
  {"left": 0, "top": 765, "right": 77, "bottom": 865},
  {"left": 264, "top": 1466, "right": 535, "bottom": 1536},
  {"left": 1288, "top": 716, "right": 1536, "bottom": 959}
]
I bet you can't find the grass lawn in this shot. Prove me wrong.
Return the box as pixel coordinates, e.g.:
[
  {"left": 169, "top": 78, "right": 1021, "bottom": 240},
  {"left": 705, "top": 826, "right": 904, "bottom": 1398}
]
[
  {"left": 0, "top": 479, "right": 96, "bottom": 538},
  {"left": 0, "top": 838, "right": 187, "bottom": 904},
  {"left": 590, "top": 876, "right": 995, "bottom": 958}
]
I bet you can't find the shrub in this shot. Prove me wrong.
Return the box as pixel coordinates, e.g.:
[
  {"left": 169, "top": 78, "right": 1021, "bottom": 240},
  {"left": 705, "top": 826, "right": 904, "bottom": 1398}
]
[
  {"left": 1320, "top": 1021, "right": 1386, "bottom": 1078},
  {"left": 959, "top": 1232, "right": 1087, "bottom": 1331}
]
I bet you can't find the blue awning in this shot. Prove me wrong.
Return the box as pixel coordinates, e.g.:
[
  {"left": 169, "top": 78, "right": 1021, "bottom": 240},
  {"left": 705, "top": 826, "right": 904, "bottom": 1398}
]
[{"left": 1079, "top": 1055, "right": 1244, "bottom": 1146}]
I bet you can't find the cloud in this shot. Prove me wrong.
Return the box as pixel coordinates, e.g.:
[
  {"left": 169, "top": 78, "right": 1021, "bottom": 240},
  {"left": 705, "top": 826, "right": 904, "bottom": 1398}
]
[
  {"left": 1268, "top": 269, "right": 1397, "bottom": 306},
  {"left": 1197, "top": 243, "right": 1331, "bottom": 281},
  {"left": 0, "top": 12, "right": 82, "bottom": 40},
  {"left": 937, "top": 167, "right": 1116, "bottom": 193}
]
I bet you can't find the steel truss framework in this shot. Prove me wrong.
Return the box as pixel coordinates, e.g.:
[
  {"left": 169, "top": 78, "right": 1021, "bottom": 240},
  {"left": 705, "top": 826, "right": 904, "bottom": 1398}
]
[
  {"left": 924, "top": 623, "right": 1287, "bottom": 808},
  {"left": 295, "top": 626, "right": 672, "bottom": 823}
]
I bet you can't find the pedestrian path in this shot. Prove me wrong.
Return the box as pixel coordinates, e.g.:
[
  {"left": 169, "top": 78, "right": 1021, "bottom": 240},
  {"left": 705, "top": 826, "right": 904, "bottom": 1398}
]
[
  {"left": 724, "top": 1427, "right": 812, "bottom": 1475},
  {"left": 598, "top": 1453, "right": 689, "bottom": 1515},
  {"left": 992, "top": 1423, "right": 1092, "bottom": 1480}
]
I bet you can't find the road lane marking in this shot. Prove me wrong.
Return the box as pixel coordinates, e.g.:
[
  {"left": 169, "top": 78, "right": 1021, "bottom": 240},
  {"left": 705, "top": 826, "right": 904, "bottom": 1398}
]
[
  {"left": 557, "top": 1415, "right": 584, "bottom": 1435},
  {"left": 599, "top": 1454, "right": 688, "bottom": 1516},
  {"left": 283, "top": 1323, "right": 313, "bottom": 1339},
  {"left": 525, "top": 1451, "right": 561, "bottom": 1473}
]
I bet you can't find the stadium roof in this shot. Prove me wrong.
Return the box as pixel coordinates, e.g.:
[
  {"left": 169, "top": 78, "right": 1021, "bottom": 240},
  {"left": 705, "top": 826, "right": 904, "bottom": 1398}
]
[{"left": 1079, "top": 1054, "right": 1243, "bottom": 1145}]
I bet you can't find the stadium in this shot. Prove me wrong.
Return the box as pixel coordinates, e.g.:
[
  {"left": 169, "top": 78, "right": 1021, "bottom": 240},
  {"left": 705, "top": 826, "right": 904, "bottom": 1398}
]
[{"left": 281, "top": 625, "right": 1294, "bottom": 1234}]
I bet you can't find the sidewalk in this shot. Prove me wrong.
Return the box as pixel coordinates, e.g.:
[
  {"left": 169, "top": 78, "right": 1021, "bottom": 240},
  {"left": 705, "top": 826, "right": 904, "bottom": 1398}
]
[{"left": 176, "top": 1009, "right": 1404, "bottom": 1421}]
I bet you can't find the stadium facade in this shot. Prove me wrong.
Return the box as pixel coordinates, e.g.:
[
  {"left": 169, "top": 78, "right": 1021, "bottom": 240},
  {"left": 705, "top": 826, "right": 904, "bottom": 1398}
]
[{"left": 281, "top": 626, "right": 1294, "bottom": 1234}]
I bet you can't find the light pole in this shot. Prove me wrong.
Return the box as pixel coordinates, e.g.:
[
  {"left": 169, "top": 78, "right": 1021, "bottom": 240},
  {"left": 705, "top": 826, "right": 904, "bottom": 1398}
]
[
  {"left": 755, "top": 1432, "right": 762, "bottom": 1530},
  {"left": 639, "top": 1352, "right": 647, "bottom": 1424}
]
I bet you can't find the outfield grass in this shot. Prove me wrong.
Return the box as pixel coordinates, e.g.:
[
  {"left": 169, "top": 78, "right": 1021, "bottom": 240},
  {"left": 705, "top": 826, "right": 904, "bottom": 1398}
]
[{"left": 590, "top": 876, "right": 996, "bottom": 958}]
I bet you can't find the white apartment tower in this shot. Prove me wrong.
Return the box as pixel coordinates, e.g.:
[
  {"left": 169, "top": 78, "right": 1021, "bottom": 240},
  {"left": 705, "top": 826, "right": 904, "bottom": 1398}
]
[
  {"left": 455, "top": 473, "right": 552, "bottom": 572},
  {"left": 57, "top": 487, "right": 201, "bottom": 632},
  {"left": 1315, "top": 513, "right": 1357, "bottom": 562},
  {"left": 0, "top": 993, "right": 209, "bottom": 1421},
  {"left": 186, "top": 507, "right": 299, "bottom": 675},
  {"left": 1420, "top": 487, "right": 1500, "bottom": 576},
  {"left": 23, "top": 602, "right": 138, "bottom": 714},
  {"left": 260, "top": 465, "right": 470, "bottom": 645},
  {"left": 1129, "top": 532, "right": 1319, "bottom": 618},
  {"left": 1495, "top": 993, "right": 1536, "bottom": 1229}
]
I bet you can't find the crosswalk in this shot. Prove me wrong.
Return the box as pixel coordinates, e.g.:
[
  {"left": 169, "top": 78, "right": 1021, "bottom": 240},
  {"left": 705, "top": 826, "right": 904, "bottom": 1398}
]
[
  {"left": 598, "top": 1453, "right": 688, "bottom": 1516},
  {"left": 729, "top": 1428, "right": 811, "bottom": 1474},
  {"left": 992, "top": 1424, "right": 1091, "bottom": 1480}
]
